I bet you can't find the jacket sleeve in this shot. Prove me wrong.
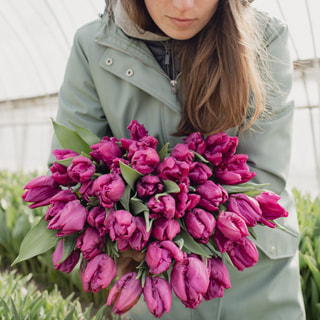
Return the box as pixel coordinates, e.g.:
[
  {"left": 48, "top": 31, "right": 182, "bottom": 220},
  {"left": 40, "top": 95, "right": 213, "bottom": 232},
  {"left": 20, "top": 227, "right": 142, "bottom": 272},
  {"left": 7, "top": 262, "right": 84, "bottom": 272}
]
[
  {"left": 48, "top": 21, "right": 110, "bottom": 165},
  {"left": 236, "top": 14, "right": 300, "bottom": 258}
]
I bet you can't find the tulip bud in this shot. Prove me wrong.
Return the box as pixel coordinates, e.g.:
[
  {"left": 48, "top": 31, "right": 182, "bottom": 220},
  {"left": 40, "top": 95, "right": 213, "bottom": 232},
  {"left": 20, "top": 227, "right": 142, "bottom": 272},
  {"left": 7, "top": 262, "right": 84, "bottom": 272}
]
[
  {"left": 87, "top": 206, "right": 108, "bottom": 237},
  {"left": 67, "top": 156, "right": 96, "bottom": 183},
  {"left": 196, "top": 180, "right": 228, "bottom": 212},
  {"left": 148, "top": 195, "right": 176, "bottom": 220},
  {"left": 136, "top": 175, "right": 164, "bottom": 200},
  {"left": 255, "top": 191, "right": 288, "bottom": 228},
  {"left": 144, "top": 276, "right": 172, "bottom": 318},
  {"left": 183, "top": 132, "right": 206, "bottom": 155},
  {"left": 227, "top": 193, "right": 262, "bottom": 227},
  {"left": 188, "top": 162, "right": 212, "bottom": 184},
  {"left": 80, "top": 254, "right": 116, "bottom": 293},
  {"left": 145, "top": 241, "right": 184, "bottom": 275},
  {"left": 47, "top": 199, "right": 88, "bottom": 237},
  {"left": 93, "top": 173, "right": 125, "bottom": 208},
  {"left": 22, "top": 175, "right": 60, "bottom": 209},
  {"left": 106, "top": 272, "right": 143, "bottom": 315},
  {"left": 157, "top": 157, "right": 190, "bottom": 182},
  {"left": 214, "top": 154, "right": 256, "bottom": 185},
  {"left": 52, "top": 239, "right": 80, "bottom": 273},
  {"left": 131, "top": 147, "right": 160, "bottom": 175},
  {"left": 117, "top": 216, "right": 150, "bottom": 251},
  {"left": 105, "top": 209, "right": 136, "bottom": 241},
  {"left": 77, "top": 227, "right": 105, "bottom": 260},
  {"left": 171, "top": 255, "right": 209, "bottom": 309},
  {"left": 171, "top": 143, "right": 194, "bottom": 164},
  {"left": 185, "top": 208, "right": 216, "bottom": 244},
  {"left": 217, "top": 211, "right": 249, "bottom": 241},
  {"left": 152, "top": 218, "right": 180, "bottom": 241},
  {"left": 227, "top": 237, "right": 259, "bottom": 271},
  {"left": 204, "top": 256, "right": 231, "bottom": 300},
  {"left": 204, "top": 132, "right": 238, "bottom": 166},
  {"left": 128, "top": 119, "right": 148, "bottom": 140}
]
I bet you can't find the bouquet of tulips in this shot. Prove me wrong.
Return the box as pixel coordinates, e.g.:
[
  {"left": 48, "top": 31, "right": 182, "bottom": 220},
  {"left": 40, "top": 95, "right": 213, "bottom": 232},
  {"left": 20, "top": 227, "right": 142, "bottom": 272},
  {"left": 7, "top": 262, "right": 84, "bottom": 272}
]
[{"left": 17, "top": 119, "right": 288, "bottom": 317}]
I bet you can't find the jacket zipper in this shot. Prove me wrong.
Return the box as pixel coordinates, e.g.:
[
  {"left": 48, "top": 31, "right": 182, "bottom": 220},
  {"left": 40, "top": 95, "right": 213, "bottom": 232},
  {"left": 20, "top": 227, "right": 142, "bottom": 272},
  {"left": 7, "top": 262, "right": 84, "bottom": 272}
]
[{"left": 162, "top": 41, "right": 178, "bottom": 94}]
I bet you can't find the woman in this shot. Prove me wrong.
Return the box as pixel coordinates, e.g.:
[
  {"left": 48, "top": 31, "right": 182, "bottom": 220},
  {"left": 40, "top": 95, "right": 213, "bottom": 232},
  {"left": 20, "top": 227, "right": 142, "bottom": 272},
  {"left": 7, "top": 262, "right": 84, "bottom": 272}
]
[{"left": 50, "top": 0, "right": 305, "bottom": 319}]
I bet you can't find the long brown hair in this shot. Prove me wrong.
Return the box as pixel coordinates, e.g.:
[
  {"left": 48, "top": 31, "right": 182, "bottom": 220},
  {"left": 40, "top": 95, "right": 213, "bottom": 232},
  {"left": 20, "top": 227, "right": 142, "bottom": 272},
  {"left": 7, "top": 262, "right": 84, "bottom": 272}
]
[{"left": 114, "top": 0, "right": 265, "bottom": 136}]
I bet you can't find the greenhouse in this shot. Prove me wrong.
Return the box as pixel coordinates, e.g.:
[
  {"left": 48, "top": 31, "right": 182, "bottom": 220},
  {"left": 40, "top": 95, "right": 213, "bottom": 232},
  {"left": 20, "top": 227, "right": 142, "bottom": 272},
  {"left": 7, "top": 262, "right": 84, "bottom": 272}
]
[{"left": 0, "top": 0, "right": 319, "bottom": 319}]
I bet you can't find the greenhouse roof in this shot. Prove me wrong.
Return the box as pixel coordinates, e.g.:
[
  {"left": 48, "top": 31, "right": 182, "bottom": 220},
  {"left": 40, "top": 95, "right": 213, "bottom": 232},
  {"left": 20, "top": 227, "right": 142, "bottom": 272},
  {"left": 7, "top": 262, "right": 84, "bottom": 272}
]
[{"left": 0, "top": 0, "right": 320, "bottom": 102}]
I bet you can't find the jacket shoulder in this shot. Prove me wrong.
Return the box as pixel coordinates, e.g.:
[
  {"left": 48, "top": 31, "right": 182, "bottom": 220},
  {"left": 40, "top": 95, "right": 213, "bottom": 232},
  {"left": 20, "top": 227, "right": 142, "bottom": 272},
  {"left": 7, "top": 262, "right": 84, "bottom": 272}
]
[{"left": 254, "top": 10, "right": 289, "bottom": 49}]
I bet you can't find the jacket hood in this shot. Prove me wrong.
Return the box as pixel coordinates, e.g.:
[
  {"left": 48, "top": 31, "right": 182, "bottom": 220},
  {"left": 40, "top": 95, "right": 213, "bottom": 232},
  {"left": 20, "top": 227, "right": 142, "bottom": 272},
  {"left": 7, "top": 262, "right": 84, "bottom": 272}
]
[{"left": 112, "top": 0, "right": 169, "bottom": 41}]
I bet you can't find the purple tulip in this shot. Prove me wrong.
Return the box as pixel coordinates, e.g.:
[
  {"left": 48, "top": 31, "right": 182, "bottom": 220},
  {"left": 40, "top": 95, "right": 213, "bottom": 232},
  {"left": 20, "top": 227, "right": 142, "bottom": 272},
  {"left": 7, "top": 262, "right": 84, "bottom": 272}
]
[
  {"left": 117, "top": 216, "right": 150, "bottom": 251},
  {"left": 173, "top": 182, "right": 189, "bottom": 218},
  {"left": 90, "top": 137, "right": 123, "bottom": 166},
  {"left": 185, "top": 208, "right": 216, "bottom": 244},
  {"left": 131, "top": 147, "right": 160, "bottom": 175},
  {"left": 47, "top": 199, "right": 88, "bottom": 237},
  {"left": 121, "top": 136, "right": 158, "bottom": 161},
  {"left": 80, "top": 253, "right": 117, "bottom": 293},
  {"left": 105, "top": 209, "right": 136, "bottom": 241},
  {"left": 128, "top": 119, "right": 148, "bottom": 140},
  {"left": 22, "top": 175, "right": 60, "bottom": 209},
  {"left": 204, "top": 132, "right": 238, "bottom": 166},
  {"left": 45, "top": 189, "right": 78, "bottom": 222},
  {"left": 67, "top": 156, "right": 96, "bottom": 183},
  {"left": 255, "top": 191, "right": 288, "bottom": 228},
  {"left": 145, "top": 241, "right": 184, "bottom": 275},
  {"left": 214, "top": 154, "right": 256, "bottom": 185},
  {"left": 87, "top": 206, "right": 108, "bottom": 237},
  {"left": 183, "top": 132, "right": 206, "bottom": 155},
  {"left": 109, "top": 158, "right": 130, "bottom": 175},
  {"left": 52, "top": 148, "right": 79, "bottom": 160},
  {"left": 152, "top": 218, "right": 180, "bottom": 241},
  {"left": 171, "top": 255, "right": 209, "bottom": 309},
  {"left": 50, "top": 162, "right": 77, "bottom": 186},
  {"left": 148, "top": 195, "right": 176, "bottom": 219},
  {"left": 157, "top": 157, "right": 190, "bottom": 182},
  {"left": 217, "top": 211, "right": 249, "bottom": 241},
  {"left": 77, "top": 227, "right": 105, "bottom": 260},
  {"left": 51, "top": 148, "right": 79, "bottom": 186},
  {"left": 196, "top": 180, "right": 228, "bottom": 212},
  {"left": 93, "top": 173, "right": 125, "bottom": 208},
  {"left": 227, "top": 193, "right": 262, "bottom": 227},
  {"left": 188, "top": 162, "right": 213, "bottom": 184},
  {"left": 136, "top": 175, "right": 164, "bottom": 199},
  {"left": 171, "top": 143, "right": 194, "bottom": 164},
  {"left": 204, "top": 256, "right": 231, "bottom": 300},
  {"left": 106, "top": 272, "right": 143, "bottom": 315},
  {"left": 144, "top": 276, "right": 172, "bottom": 318},
  {"left": 227, "top": 237, "right": 259, "bottom": 271},
  {"left": 79, "top": 179, "right": 95, "bottom": 202},
  {"left": 212, "top": 228, "right": 233, "bottom": 253},
  {"left": 52, "top": 239, "right": 80, "bottom": 273}
]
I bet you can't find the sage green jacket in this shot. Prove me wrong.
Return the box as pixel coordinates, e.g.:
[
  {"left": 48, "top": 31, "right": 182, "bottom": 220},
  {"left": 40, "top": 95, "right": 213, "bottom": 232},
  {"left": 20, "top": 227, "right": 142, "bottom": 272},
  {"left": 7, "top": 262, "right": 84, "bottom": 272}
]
[{"left": 50, "top": 6, "right": 305, "bottom": 320}]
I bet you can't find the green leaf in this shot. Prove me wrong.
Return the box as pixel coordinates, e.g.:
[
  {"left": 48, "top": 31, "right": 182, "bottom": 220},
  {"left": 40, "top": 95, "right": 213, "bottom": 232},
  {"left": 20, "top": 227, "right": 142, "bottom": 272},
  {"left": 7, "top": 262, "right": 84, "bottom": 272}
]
[
  {"left": 119, "top": 185, "right": 131, "bottom": 211},
  {"left": 144, "top": 210, "right": 153, "bottom": 233},
  {"left": 130, "top": 198, "right": 149, "bottom": 215},
  {"left": 193, "top": 151, "right": 210, "bottom": 164},
  {"left": 175, "top": 230, "right": 211, "bottom": 258},
  {"left": 119, "top": 161, "right": 143, "bottom": 190},
  {"left": 54, "top": 157, "right": 76, "bottom": 168},
  {"left": 59, "top": 234, "right": 78, "bottom": 264},
  {"left": 69, "top": 120, "right": 101, "bottom": 146},
  {"left": 304, "top": 255, "right": 320, "bottom": 292},
  {"left": 222, "top": 182, "right": 269, "bottom": 194},
  {"left": 163, "top": 180, "right": 180, "bottom": 194},
  {"left": 51, "top": 118, "right": 92, "bottom": 154},
  {"left": 158, "top": 143, "right": 170, "bottom": 162},
  {"left": 12, "top": 217, "right": 58, "bottom": 265}
]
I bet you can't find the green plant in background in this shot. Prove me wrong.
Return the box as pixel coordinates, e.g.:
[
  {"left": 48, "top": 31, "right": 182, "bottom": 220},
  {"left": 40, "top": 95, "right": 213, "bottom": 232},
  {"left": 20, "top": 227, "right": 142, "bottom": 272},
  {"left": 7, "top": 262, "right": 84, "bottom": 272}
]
[
  {"left": 0, "top": 269, "right": 108, "bottom": 320},
  {"left": 294, "top": 188, "right": 320, "bottom": 320}
]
